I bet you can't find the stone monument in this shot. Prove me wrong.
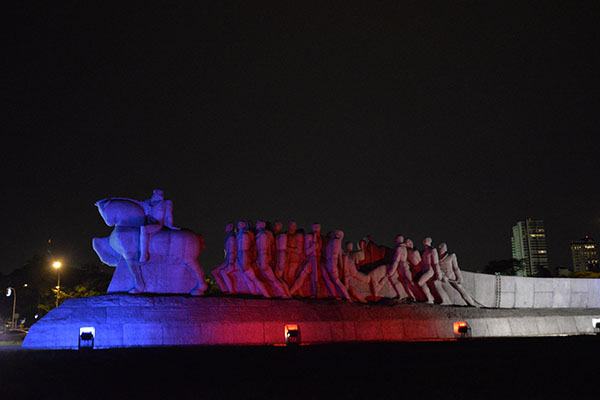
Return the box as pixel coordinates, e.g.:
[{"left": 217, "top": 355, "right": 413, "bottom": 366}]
[
  {"left": 92, "top": 190, "right": 208, "bottom": 295},
  {"left": 22, "top": 194, "right": 600, "bottom": 349}
]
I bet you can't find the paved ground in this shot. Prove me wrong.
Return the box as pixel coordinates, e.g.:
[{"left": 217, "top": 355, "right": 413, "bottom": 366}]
[{"left": 1, "top": 335, "right": 598, "bottom": 399}]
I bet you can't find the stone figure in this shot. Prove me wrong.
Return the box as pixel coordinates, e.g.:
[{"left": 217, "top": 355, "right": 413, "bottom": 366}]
[
  {"left": 289, "top": 223, "right": 323, "bottom": 297},
  {"left": 421, "top": 237, "right": 451, "bottom": 305},
  {"left": 284, "top": 221, "right": 304, "bottom": 287},
  {"left": 406, "top": 238, "right": 435, "bottom": 304},
  {"left": 256, "top": 221, "right": 291, "bottom": 298},
  {"left": 236, "top": 221, "right": 271, "bottom": 297},
  {"left": 92, "top": 197, "right": 207, "bottom": 295},
  {"left": 211, "top": 223, "right": 236, "bottom": 293},
  {"left": 438, "top": 242, "right": 479, "bottom": 307},
  {"left": 245, "top": 221, "right": 258, "bottom": 267},
  {"left": 342, "top": 241, "right": 371, "bottom": 303},
  {"left": 275, "top": 224, "right": 288, "bottom": 280},
  {"left": 306, "top": 223, "right": 324, "bottom": 296},
  {"left": 139, "top": 189, "right": 179, "bottom": 263},
  {"left": 322, "top": 230, "right": 352, "bottom": 301},
  {"left": 270, "top": 221, "right": 283, "bottom": 269},
  {"left": 379, "top": 235, "right": 416, "bottom": 300}
]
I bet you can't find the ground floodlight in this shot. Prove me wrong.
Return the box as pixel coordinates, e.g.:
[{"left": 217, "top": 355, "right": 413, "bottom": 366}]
[
  {"left": 453, "top": 321, "right": 471, "bottom": 338},
  {"left": 79, "top": 327, "right": 95, "bottom": 349},
  {"left": 592, "top": 318, "right": 600, "bottom": 334},
  {"left": 284, "top": 324, "right": 301, "bottom": 346}
]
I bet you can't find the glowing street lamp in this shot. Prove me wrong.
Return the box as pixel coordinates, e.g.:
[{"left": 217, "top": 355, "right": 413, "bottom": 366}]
[
  {"left": 52, "top": 261, "right": 62, "bottom": 308},
  {"left": 6, "top": 287, "right": 16, "bottom": 329}
]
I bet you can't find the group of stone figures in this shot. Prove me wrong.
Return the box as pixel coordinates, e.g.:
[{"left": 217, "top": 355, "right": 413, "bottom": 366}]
[
  {"left": 212, "top": 221, "right": 479, "bottom": 306},
  {"left": 91, "top": 189, "right": 478, "bottom": 305}
]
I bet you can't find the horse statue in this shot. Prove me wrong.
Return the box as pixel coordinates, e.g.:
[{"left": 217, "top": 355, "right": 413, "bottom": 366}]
[{"left": 92, "top": 197, "right": 208, "bottom": 295}]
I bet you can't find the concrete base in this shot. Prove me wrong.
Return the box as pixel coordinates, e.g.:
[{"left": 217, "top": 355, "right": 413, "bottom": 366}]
[{"left": 22, "top": 295, "right": 600, "bottom": 349}]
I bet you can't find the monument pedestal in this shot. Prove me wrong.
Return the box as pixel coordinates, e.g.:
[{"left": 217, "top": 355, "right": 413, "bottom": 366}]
[{"left": 23, "top": 295, "right": 600, "bottom": 349}]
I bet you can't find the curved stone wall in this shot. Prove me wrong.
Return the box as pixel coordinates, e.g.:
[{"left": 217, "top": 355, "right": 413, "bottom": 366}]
[{"left": 461, "top": 271, "right": 600, "bottom": 309}]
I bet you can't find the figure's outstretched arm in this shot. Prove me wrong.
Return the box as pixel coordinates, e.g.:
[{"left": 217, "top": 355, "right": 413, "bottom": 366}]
[
  {"left": 380, "top": 248, "right": 400, "bottom": 283},
  {"left": 453, "top": 255, "right": 463, "bottom": 284},
  {"left": 432, "top": 249, "right": 443, "bottom": 280}
]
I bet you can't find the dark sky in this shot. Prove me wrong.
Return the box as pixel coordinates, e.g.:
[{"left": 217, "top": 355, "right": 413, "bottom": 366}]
[{"left": 4, "top": 1, "right": 600, "bottom": 276}]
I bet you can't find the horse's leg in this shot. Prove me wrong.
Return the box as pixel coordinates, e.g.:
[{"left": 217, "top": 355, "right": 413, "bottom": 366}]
[
  {"left": 92, "top": 236, "right": 120, "bottom": 266},
  {"left": 125, "top": 258, "right": 145, "bottom": 294},
  {"left": 111, "top": 227, "right": 145, "bottom": 294},
  {"left": 211, "top": 263, "right": 229, "bottom": 292},
  {"left": 183, "top": 257, "right": 208, "bottom": 296},
  {"left": 140, "top": 223, "right": 162, "bottom": 262}
]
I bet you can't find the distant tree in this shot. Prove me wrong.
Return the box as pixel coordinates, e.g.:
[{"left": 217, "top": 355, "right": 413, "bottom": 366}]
[
  {"left": 2, "top": 255, "right": 113, "bottom": 324},
  {"left": 483, "top": 259, "right": 524, "bottom": 276},
  {"left": 37, "top": 288, "right": 67, "bottom": 314},
  {"left": 535, "top": 265, "right": 552, "bottom": 277},
  {"left": 569, "top": 271, "right": 600, "bottom": 279},
  {"left": 204, "top": 275, "right": 221, "bottom": 295}
]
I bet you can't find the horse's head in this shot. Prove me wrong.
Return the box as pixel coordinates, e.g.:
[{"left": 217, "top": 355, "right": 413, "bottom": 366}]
[{"left": 95, "top": 197, "right": 146, "bottom": 227}]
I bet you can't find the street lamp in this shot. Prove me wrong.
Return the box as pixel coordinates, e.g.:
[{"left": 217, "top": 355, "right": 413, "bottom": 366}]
[
  {"left": 52, "top": 261, "right": 61, "bottom": 308},
  {"left": 6, "top": 287, "right": 16, "bottom": 330}
]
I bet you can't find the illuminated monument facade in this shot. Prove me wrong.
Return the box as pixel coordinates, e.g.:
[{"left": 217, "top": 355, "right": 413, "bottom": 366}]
[{"left": 22, "top": 192, "right": 600, "bottom": 349}]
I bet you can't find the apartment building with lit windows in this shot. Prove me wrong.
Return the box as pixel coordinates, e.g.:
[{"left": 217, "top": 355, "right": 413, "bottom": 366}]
[
  {"left": 511, "top": 219, "right": 549, "bottom": 276},
  {"left": 570, "top": 236, "right": 598, "bottom": 272}
]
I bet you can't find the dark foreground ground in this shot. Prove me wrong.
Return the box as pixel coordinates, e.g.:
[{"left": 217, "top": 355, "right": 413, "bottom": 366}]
[{"left": 1, "top": 336, "right": 598, "bottom": 400}]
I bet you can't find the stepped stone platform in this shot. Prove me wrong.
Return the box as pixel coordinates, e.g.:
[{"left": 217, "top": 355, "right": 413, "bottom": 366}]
[{"left": 22, "top": 295, "right": 600, "bottom": 349}]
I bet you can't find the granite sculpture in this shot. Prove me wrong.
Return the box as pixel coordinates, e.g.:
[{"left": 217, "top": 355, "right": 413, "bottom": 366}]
[
  {"left": 438, "top": 242, "right": 480, "bottom": 307},
  {"left": 379, "top": 235, "right": 416, "bottom": 300},
  {"left": 342, "top": 241, "right": 371, "bottom": 303},
  {"left": 23, "top": 194, "right": 600, "bottom": 350},
  {"left": 284, "top": 221, "right": 304, "bottom": 288},
  {"left": 139, "top": 189, "right": 179, "bottom": 262},
  {"left": 421, "top": 237, "right": 452, "bottom": 305},
  {"left": 290, "top": 223, "right": 323, "bottom": 297},
  {"left": 92, "top": 191, "right": 207, "bottom": 295},
  {"left": 274, "top": 222, "right": 287, "bottom": 280},
  {"left": 240, "top": 221, "right": 275, "bottom": 297},
  {"left": 322, "top": 230, "right": 352, "bottom": 301},
  {"left": 256, "top": 220, "right": 291, "bottom": 298},
  {"left": 211, "top": 223, "right": 236, "bottom": 293},
  {"left": 211, "top": 220, "right": 480, "bottom": 307}
]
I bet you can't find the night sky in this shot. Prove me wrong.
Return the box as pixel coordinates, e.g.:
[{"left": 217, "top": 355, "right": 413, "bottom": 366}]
[{"left": 4, "top": 2, "right": 600, "bottom": 276}]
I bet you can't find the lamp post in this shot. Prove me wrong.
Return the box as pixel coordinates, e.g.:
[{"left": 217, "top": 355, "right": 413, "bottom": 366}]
[
  {"left": 6, "top": 287, "right": 16, "bottom": 330},
  {"left": 52, "top": 261, "right": 61, "bottom": 308}
]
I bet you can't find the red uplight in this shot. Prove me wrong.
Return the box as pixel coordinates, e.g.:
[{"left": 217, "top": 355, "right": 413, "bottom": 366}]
[
  {"left": 284, "top": 324, "right": 301, "bottom": 345},
  {"left": 284, "top": 324, "right": 299, "bottom": 336},
  {"left": 453, "top": 321, "right": 468, "bottom": 335}
]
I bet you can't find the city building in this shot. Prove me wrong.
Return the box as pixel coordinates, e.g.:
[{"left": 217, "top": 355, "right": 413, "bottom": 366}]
[
  {"left": 511, "top": 219, "right": 549, "bottom": 276},
  {"left": 570, "top": 236, "right": 599, "bottom": 273}
]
